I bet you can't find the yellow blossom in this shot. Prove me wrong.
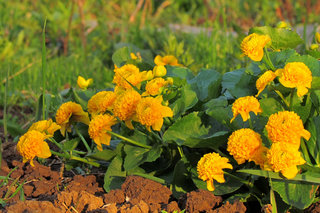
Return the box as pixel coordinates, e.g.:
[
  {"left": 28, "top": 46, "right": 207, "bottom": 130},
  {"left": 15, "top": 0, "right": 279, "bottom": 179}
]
[
  {"left": 17, "top": 130, "right": 51, "bottom": 167},
  {"left": 28, "top": 119, "right": 61, "bottom": 137},
  {"left": 135, "top": 96, "right": 173, "bottom": 131},
  {"left": 88, "top": 114, "right": 118, "bottom": 151},
  {"left": 230, "top": 96, "right": 262, "bottom": 123},
  {"left": 277, "top": 62, "right": 312, "bottom": 97},
  {"left": 310, "top": 44, "right": 319, "bottom": 50},
  {"left": 276, "top": 21, "right": 291, "bottom": 29},
  {"left": 87, "top": 91, "right": 116, "bottom": 117},
  {"left": 227, "top": 128, "right": 264, "bottom": 165},
  {"left": 154, "top": 55, "right": 181, "bottom": 66},
  {"left": 316, "top": 32, "right": 320, "bottom": 43},
  {"left": 142, "top": 78, "right": 169, "bottom": 96},
  {"left": 112, "top": 64, "right": 143, "bottom": 90},
  {"left": 113, "top": 90, "right": 141, "bottom": 129},
  {"left": 55, "top": 101, "right": 90, "bottom": 136},
  {"left": 77, "top": 76, "right": 93, "bottom": 90},
  {"left": 241, "top": 33, "right": 271, "bottom": 61},
  {"left": 141, "top": 70, "right": 154, "bottom": 81},
  {"left": 256, "top": 71, "right": 277, "bottom": 97},
  {"left": 153, "top": 65, "right": 167, "bottom": 77},
  {"left": 266, "top": 143, "right": 306, "bottom": 179},
  {"left": 197, "top": 152, "right": 233, "bottom": 191},
  {"left": 265, "top": 111, "right": 310, "bottom": 149}
]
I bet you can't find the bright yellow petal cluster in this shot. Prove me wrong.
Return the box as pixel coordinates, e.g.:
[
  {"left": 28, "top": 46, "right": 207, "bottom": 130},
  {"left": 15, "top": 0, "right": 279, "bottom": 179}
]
[
  {"left": 154, "top": 55, "right": 181, "bottom": 66},
  {"left": 55, "top": 101, "right": 90, "bottom": 136},
  {"left": 241, "top": 33, "right": 271, "bottom": 61},
  {"left": 277, "top": 62, "right": 312, "bottom": 97},
  {"left": 28, "top": 119, "right": 61, "bottom": 137},
  {"left": 135, "top": 96, "right": 173, "bottom": 131},
  {"left": 265, "top": 111, "right": 310, "bottom": 149},
  {"left": 153, "top": 65, "right": 167, "bottom": 77},
  {"left": 256, "top": 71, "right": 277, "bottom": 97},
  {"left": 142, "top": 78, "right": 170, "bottom": 96},
  {"left": 112, "top": 64, "right": 143, "bottom": 89},
  {"left": 88, "top": 114, "right": 118, "bottom": 151},
  {"left": 77, "top": 76, "right": 93, "bottom": 90},
  {"left": 87, "top": 91, "right": 116, "bottom": 117},
  {"left": 197, "top": 152, "right": 233, "bottom": 191},
  {"left": 227, "top": 128, "right": 265, "bottom": 165},
  {"left": 266, "top": 143, "right": 306, "bottom": 179},
  {"left": 230, "top": 96, "right": 262, "bottom": 123},
  {"left": 113, "top": 90, "right": 141, "bottom": 129},
  {"left": 17, "top": 130, "right": 51, "bottom": 167}
]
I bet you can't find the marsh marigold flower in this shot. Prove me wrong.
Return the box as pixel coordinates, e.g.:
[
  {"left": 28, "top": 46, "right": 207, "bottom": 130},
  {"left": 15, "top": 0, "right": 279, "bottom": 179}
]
[
  {"left": 241, "top": 33, "right": 271, "bottom": 61},
  {"left": 277, "top": 62, "right": 312, "bottom": 97},
  {"left": 153, "top": 65, "right": 167, "bottom": 77},
  {"left": 113, "top": 90, "right": 141, "bottom": 129},
  {"left": 197, "top": 152, "right": 233, "bottom": 191},
  {"left": 154, "top": 55, "right": 181, "bottom": 66},
  {"left": 55, "top": 101, "right": 90, "bottom": 136},
  {"left": 143, "top": 78, "right": 170, "bottom": 96},
  {"left": 77, "top": 76, "right": 93, "bottom": 90},
  {"left": 230, "top": 96, "right": 262, "bottom": 123},
  {"left": 88, "top": 114, "right": 118, "bottom": 151},
  {"left": 265, "top": 111, "right": 310, "bottom": 149},
  {"left": 113, "top": 64, "right": 143, "bottom": 90},
  {"left": 28, "top": 119, "right": 61, "bottom": 137},
  {"left": 87, "top": 91, "right": 116, "bottom": 117},
  {"left": 266, "top": 143, "right": 306, "bottom": 179},
  {"left": 135, "top": 96, "right": 173, "bottom": 131},
  {"left": 227, "top": 128, "right": 264, "bottom": 165},
  {"left": 256, "top": 71, "right": 277, "bottom": 97},
  {"left": 17, "top": 130, "right": 51, "bottom": 167}
]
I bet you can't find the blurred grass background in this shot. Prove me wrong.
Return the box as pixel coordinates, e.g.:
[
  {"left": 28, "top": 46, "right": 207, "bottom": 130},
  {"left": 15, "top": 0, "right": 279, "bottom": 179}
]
[{"left": 1, "top": 0, "right": 320, "bottom": 106}]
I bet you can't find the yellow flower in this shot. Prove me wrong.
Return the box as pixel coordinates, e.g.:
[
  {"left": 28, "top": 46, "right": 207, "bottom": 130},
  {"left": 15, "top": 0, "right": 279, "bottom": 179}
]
[
  {"left": 154, "top": 55, "right": 181, "bottom": 66},
  {"left": 153, "top": 65, "right": 167, "bottom": 77},
  {"left": 135, "top": 96, "right": 173, "bottom": 131},
  {"left": 28, "top": 119, "right": 61, "bottom": 137},
  {"left": 227, "top": 128, "right": 264, "bottom": 165},
  {"left": 256, "top": 71, "right": 277, "bottom": 97},
  {"left": 87, "top": 91, "right": 116, "bottom": 117},
  {"left": 17, "top": 130, "right": 51, "bottom": 167},
  {"left": 77, "top": 76, "right": 93, "bottom": 90},
  {"left": 316, "top": 32, "right": 320, "bottom": 43},
  {"left": 230, "top": 96, "right": 262, "bottom": 123},
  {"left": 277, "top": 62, "right": 312, "bottom": 97},
  {"left": 142, "top": 78, "right": 169, "bottom": 96},
  {"left": 276, "top": 21, "right": 291, "bottom": 29},
  {"left": 141, "top": 70, "right": 154, "bottom": 81},
  {"left": 241, "top": 33, "right": 271, "bottom": 61},
  {"left": 55, "top": 101, "right": 90, "bottom": 136},
  {"left": 265, "top": 111, "right": 310, "bottom": 149},
  {"left": 266, "top": 143, "right": 306, "bottom": 179},
  {"left": 310, "top": 44, "right": 319, "bottom": 50},
  {"left": 197, "top": 152, "right": 233, "bottom": 191},
  {"left": 112, "top": 64, "right": 143, "bottom": 90},
  {"left": 113, "top": 90, "right": 141, "bottom": 129},
  {"left": 88, "top": 114, "right": 118, "bottom": 151}
]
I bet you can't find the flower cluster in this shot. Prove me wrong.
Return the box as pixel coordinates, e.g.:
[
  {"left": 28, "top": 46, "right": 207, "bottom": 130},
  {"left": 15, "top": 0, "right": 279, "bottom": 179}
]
[{"left": 241, "top": 33, "right": 271, "bottom": 61}]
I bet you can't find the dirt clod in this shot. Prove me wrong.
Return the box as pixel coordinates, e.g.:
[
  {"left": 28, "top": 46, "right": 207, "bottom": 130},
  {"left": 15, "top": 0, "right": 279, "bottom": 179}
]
[
  {"left": 5, "top": 200, "right": 61, "bottom": 213},
  {"left": 212, "top": 200, "right": 247, "bottom": 213}
]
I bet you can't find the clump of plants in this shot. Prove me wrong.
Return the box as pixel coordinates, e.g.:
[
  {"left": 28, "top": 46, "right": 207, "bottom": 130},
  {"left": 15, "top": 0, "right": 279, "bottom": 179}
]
[{"left": 16, "top": 25, "right": 320, "bottom": 212}]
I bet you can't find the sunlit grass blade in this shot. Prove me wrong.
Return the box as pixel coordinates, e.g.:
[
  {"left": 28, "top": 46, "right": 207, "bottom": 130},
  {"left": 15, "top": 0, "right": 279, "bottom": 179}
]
[{"left": 41, "top": 18, "right": 47, "bottom": 120}]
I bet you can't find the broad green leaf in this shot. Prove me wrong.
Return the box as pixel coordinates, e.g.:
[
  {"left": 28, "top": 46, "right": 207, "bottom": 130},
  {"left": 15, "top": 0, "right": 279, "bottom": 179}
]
[
  {"left": 112, "top": 46, "right": 130, "bottom": 67},
  {"left": 306, "top": 50, "right": 320, "bottom": 60},
  {"left": 182, "top": 131, "right": 229, "bottom": 150},
  {"left": 291, "top": 94, "right": 312, "bottom": 123},
  {"left": 250, "top": 26, "right": 303, "bottom": 49},
  {"left": 166, "top": 66, "right": 194, "bottom": 81},
  {"left": 222, "top": 68, "right": 256, "bottom": 98},
  {"left": 286, "top": 54, "right": 320, "bottom": 76},
  {"left": 271, "top": 180, "right": 317, "bottom": 209},
  {"left": 311, "top": 77, "right": 320, "bottom": 90},
  {"left": 269, "top": 49, "right": 297, "bottom": 69},
  {"left": 163, "top": 112, "right": 209, "bottom": 145},
  {"left": 61, "top": 138, "right": 79, "bottom": 152},
  {"left": 305, "top": 117, "right": 320, "bottom": 165},
  {"left": 104, "top": 155, "right": 126, "bottom": 192},
  {"left": 86, "top": 149, "right": 116, "bottom": 161},
  {"left": 188, "top": 68, "right": 222, "bottom": 102},
  {"left": 259, "top": 98, "right": 284, "bottom": 118}
]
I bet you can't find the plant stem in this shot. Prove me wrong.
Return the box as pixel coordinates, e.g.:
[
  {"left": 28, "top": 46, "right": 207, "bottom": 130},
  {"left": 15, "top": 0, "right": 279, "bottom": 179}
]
[
  {"left": 50, "top": 150, "right": 100, "bottom": 167},
  {"left": 75, "top": 126, "right": 91, "bottom": 153},
  {"left": 48, "top": 138, "right": 69, "bottom": 156},
  {"left": 41, "top": 19, "right": 47, "bottom": 120},
  {"left": 289, "top": 88, "right": 295, "bottom": 111},
  {"left": 272, "top": 88, "right": 290, "bottom": 110},
  {"left": 263, "top": 47, "right": 275, "bottom": 71},
  {"left": 269, "top": 178, "right": 278, "bottom": 213},
  {"left": 248, "top": 118, "right": 253, "bottom": 129},
  {"left": 225, "top": 172, "right": 251, "bottom": 186},
  {"left": 107, "top": 131, "right": 152, "bottom": 149},
  {"left": 3, "top": 67, "right": 8, "bottom": 144},
  {"left": 177, "top": 146, "right": 184, "bottom": 158}
]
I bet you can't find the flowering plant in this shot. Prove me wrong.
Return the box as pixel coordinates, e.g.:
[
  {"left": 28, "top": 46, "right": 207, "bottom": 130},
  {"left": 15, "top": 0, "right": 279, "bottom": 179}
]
[{"left": 18, "top": 26, "right": 320, "bottom": 211}]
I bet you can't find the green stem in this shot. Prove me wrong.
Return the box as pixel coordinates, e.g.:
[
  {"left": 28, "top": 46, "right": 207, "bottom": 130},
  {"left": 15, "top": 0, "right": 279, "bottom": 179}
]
[
  {"left": 289, "top": 88, "right": 295, "bottom": 111},
  {"left": 177, "top": 146, "right": 184, "bottom": 158},
  {"left": 70, "top": 155, "right": 100, "bottom": 167},
  {"left": 107, "top": 131, "right": 152, "bottom": 149},
  {"left": 263, "top": 47, "right": 275, "bottom": 71},
  {"left": 41, "top": 19, "right": 47, "bottom": 120},
  {"left": 225, "top": 172, "right": 251, "bottom": 186},
  {"left": 248, "top": 118, "right": 253, "bottom": 129},
  {"left": 51, "top": 150, "right": 70, "bottom": 159},
  {"left": 269, "top": 178, "right": 278, "bottom": 213},
  {"left": 272, "top": 88, "right": 290, "bottom": 110},
  {"left": 75, "top": 126, "right": 91, "bottom": 153},
  {"left": 48, "top": 138, "right": 69, "bottom": 156}
]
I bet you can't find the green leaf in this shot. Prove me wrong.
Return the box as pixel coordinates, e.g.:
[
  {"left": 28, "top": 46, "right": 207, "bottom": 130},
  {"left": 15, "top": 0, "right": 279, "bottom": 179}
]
[
  {"left": 259, "top": 98, "right": 284, "bottom": 118},
  {"left": 61, "top": 138, "right": 79, "bottom": 152},
  {"left": 291, "top": 94, "right": 312, "bottom": 123},
  {"left": 0, "top": 119, "right": 25, "bottom": 137},
  {"left": 269, "top": 49, "right": 297, "bottom": 69},
  {"left": 103, "top": 155, "right": 126, "bottom": 192},
  {"left": 222, "top": 68, "right": 256, "bottom": 98},
  {"left": 250, "top": 26, "right": 303, "bottom": 49},
  {"left": 306, "top": 50, "right": 320, "bottom": 60},
  {"left": 286, "top": 54, "right": 320, "bottom": 76},
  {"left": 163, "top": 112, "right": 209, "bottom": 145},
  {"left": 311, "top": 77, "right": 320, "bottom": 90},
  {"left": 182, "top": 131, "right": 229, "bottom": 150},
  {"left": 305, "top": 116, "right": 320, "bottom": 165},
  {"left": 171, "top": 159, "right": 195, "bottom": 198},
  {"left": 112, "top": 46, "right": 130, "bottom": 67},
  {"left": 170, "top": 84, "right": 198, "bottom": 118},
  {"left": 188, "top": 68, "right": 222, "bottom": 102},
  {"left": 166, "top": 66, "right": 194, "bottom": 81},
  {"left": 86, "top": 149, "right": 116, "bottom": 161}
]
